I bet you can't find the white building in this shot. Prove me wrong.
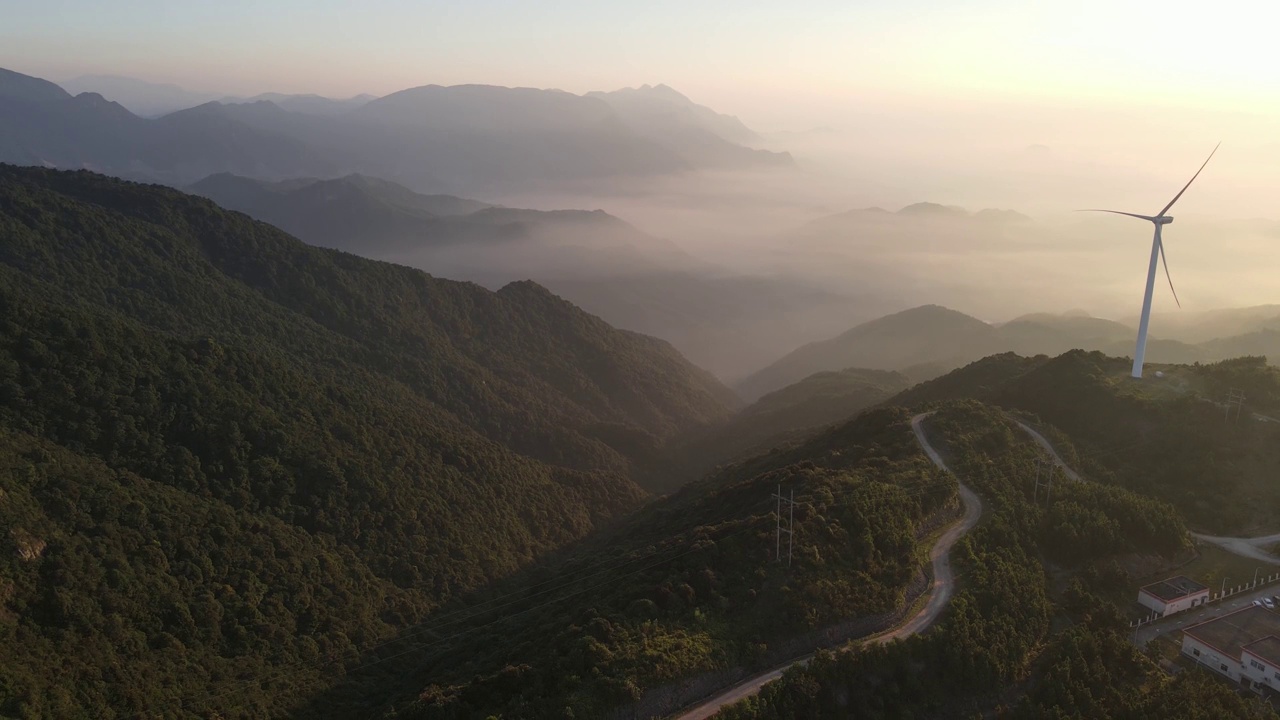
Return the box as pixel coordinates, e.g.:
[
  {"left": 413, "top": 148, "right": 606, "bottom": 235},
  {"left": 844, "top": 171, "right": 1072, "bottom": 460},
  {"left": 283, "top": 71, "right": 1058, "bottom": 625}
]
[
  {"left": 1138, "top": 575, "right": 1209, "bottom": 615},
  {"left": 1241, "top": 636, "right": 1280, "bottom": 691},
  {"left": 1182, "top": 605, "right": 1280, "bottom": 690}
]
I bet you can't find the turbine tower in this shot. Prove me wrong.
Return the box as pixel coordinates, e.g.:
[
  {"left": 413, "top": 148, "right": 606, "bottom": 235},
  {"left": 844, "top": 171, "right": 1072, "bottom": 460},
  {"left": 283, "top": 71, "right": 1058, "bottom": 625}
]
[{"left": 1082, "top": 143, "right": 1220, "bottom": 379}]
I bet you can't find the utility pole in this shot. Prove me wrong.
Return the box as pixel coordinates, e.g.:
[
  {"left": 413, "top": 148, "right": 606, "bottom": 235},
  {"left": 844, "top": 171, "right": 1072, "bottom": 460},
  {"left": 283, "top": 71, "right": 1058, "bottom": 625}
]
[{"left": 772, "top": 484, "right": 796, "bottom": 566}]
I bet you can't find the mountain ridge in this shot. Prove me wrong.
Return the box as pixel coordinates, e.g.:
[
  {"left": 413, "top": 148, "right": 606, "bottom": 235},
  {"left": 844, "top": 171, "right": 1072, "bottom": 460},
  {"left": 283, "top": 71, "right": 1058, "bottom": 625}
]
[
  {"left": 1, "top": 67, "right": 790, "bottom": 194},
  {"left": 736, "top": 305, "right": 998, "bottom": 399},
  {"left": 737, "top": 304, "right": 1280, "bottom": 400},
  {"left": 185, "top": 171, "right": 690, "bottom": 275}
]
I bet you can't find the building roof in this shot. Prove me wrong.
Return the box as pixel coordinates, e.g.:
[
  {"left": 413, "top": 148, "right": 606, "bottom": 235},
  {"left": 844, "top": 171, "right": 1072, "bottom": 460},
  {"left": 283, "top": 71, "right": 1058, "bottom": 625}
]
[
  {"left": 1243, "top": 636, "right": 1280, "bottom": 667},
  {"left": 1185, "top": 606, "right": 1280, "bottom": 661},
  {"left": 1141, "top": 575, "right": 1209, "bottom": 603}
]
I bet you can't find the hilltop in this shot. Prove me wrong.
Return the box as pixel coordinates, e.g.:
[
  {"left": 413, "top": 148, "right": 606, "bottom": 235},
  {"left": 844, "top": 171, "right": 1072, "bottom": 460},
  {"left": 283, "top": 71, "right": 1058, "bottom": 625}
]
[
  {"left": 736, "top": 305, "right": 998, "bottom": 399},
  {"left": 732, "top": 342, "right": 1280, "bottom": 535},
  {"left": 894, "top": 350, "right": 1280, "bottom": 532}
]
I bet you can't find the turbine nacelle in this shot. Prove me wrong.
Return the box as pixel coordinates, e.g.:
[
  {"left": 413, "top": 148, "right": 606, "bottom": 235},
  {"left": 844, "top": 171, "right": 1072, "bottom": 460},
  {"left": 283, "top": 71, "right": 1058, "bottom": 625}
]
[{"left": 1155, "top": 216, "right": 1174, "bottom": 225}]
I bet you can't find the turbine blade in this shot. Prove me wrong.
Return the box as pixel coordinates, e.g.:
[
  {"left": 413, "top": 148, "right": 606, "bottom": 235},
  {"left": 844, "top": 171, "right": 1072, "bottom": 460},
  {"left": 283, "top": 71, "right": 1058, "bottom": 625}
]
[
  {"left": 1076, "top": 209, "right": 1157, "bottom": 221},
  {"left": 1157, "top": 142, "right": 1221, "bottom": 216},
  {"left": 1159, "top": 238, "right": 1181, "bottom": 308}
]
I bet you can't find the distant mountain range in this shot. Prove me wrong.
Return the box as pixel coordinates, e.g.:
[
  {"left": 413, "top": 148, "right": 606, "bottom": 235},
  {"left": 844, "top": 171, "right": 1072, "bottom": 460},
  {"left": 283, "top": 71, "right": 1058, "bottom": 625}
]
[
  {"left": 586, "top": 84, "right": 778, "bottom": 168},
  {"left": 0, "top": 68, "right": 335, "bottom": 183},
  {"left": 736, "top": 304, "right": 1280, "bottom": 400},
  {"left": 1, "top": 68, "right": 791, "bottom": 195},
  {"left": 800, "top": 202, "right": 1034, "bottom": 233},
  {"left": 59, "top": 74, "right": 212, "bottom": 115},
  {"left": 187, "top": 172, "right": 690, "bottom": 276},
  {"left": 58, "top": 74, "right": 376, "bottom": 117},
  {"left": 187, "top": 171, "right": 868, "bottom": 380},
  {"left": 1141, "top": 305, "right": 1280, "bottom": 344},
  {"left": 589, "top": 84, "right": 759, "bottom": 144},
  {"left": 194, "top": 171, "right": 490, "bottom": 219}
]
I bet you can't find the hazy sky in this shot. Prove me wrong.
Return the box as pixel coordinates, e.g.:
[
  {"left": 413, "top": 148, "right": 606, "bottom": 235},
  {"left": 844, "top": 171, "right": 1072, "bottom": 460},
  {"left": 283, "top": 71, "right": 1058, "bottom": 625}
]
[
  {"left": 8, "top": 1, "right": 1280, "bottom": 213},
  {"left": 5, "top": 0, "right": 1278, "bottom": 124},
  {"left": 4, "top": 0, "right": 1279, "bottom": 322},
  {"left": 6, "top": 1, "right": 1280, "bottom": 240}
]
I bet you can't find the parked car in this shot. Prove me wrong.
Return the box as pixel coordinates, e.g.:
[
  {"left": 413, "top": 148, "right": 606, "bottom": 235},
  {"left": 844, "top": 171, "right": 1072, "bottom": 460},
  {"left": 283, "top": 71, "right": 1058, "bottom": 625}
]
[{"left": 1265, "top": 598, "right": 1275, "bottom": 609}]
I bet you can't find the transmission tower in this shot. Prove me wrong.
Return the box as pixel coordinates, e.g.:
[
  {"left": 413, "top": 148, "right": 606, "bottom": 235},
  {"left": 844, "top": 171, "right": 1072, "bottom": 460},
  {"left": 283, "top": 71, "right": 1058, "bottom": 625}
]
[
  {"left": 1225, "top": 388, "right": 1246, "bottom": 423},
  {"left": 772, "top": 484, "right": 796, "bottom": 566},
  {"left": 1033, "top": 457, "right": 1055, "bottom": 505}
]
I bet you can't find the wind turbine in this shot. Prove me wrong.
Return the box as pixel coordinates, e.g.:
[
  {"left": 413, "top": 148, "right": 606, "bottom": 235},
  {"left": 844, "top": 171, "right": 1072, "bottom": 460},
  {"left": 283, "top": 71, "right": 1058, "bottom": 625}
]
[{"left": 1082, "top": 143, "right": 1220, "bottom": 379}]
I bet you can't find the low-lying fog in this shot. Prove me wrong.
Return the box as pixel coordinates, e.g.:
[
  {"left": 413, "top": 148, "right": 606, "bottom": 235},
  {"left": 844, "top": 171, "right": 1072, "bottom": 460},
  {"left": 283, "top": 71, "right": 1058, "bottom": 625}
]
[{"left": 484, "top": 98, "right": 1280, "bottom": 359}]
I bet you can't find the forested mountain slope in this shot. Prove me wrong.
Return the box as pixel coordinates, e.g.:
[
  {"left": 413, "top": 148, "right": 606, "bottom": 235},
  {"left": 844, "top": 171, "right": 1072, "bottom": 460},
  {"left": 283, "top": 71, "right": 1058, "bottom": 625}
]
[
  {"left": 0, "top": 166, "right": 733, "bottom": 717},
  {"left": 309, "top": 406, "right": 957, "bottom": 719},
  {"left": 1, "top": 166, "right": 736, "bottom": 480},
  {"left": 332, "top": 400, "right": 1194, "bottom": 719}
]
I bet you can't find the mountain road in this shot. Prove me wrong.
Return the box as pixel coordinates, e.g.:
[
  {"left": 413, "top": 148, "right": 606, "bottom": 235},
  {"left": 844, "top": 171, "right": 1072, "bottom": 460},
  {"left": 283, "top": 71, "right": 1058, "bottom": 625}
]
[{"left": 668, "top": 412, "right": 981, "bottom": 719}]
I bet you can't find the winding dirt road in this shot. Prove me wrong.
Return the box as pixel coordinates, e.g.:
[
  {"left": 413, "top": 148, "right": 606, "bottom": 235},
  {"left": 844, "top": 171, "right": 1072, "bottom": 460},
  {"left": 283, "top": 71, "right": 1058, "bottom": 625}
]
[
  {"left": 1007, "top": 418, "right": 1280, "bottom": 565},
  {"left": 1191, "top": 531, "right": 1280, "bottom": 563},
  {"left": 880, "top": 414, "right": 983, "bottom": 643},
  {"left": 1011, "top": 420, "right": 1081, "bottom": 482},
  {"left": 669, "top": 413, "right": 982, "bottom": 720}
]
